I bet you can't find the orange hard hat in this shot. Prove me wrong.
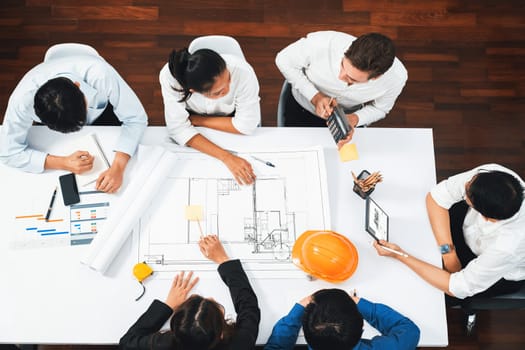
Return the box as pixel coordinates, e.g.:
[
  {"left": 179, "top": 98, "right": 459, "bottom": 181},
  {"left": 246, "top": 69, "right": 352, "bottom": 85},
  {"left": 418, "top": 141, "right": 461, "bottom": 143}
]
[{"left": 292, "top": 230, "right": 358, "bottom": 283}]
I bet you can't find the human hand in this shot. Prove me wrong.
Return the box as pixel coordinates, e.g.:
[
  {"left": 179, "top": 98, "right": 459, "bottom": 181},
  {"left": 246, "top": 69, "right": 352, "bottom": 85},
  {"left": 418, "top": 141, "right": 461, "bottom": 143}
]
[
  {"left": 373, "top": 240, "right": 407, "bottom": 259},
  {"left": 335, "top": 113, "right": 358, "bottom": 148},
  {"left": 222, "top": 152, "right": 256, "bottom": 185},
  {"left": 347, "top": 289, "right": 360, "bottom": 304},
  {"left": 64, "top": 151, "right": 94, "bottom": 174},
  {"left": 311, "top": 92, "right": 335, "bottom": 119},
  {"left": 165, "top": 271, "right": 199, "bottom": 309},
  {"left": 198, "top": 235, "right": 230, "bottom": 264},
  {"left": 96, "top": 166, "right": 124, "bottom": 193},
  {"left": 442, "top": 252, "right": 462, "bottom": 273},
  {"left": 299, "top": 294, "right": 312, "bottom": 307},
  {"left": 96, "top": 151, "right": 129, "bottom": 193}
]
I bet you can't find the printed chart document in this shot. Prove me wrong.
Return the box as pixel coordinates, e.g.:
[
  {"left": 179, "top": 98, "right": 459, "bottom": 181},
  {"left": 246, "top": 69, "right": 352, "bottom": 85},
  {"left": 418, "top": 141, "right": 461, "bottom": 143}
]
[{"left": 137, "top": 147, "right": 331, "bottom": 279}]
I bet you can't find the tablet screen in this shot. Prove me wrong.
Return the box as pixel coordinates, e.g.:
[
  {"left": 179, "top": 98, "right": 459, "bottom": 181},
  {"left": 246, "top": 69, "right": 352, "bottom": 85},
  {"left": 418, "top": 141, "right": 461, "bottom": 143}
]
[{"left": 365, "top": 197, "right": 389, "bottom": 242}]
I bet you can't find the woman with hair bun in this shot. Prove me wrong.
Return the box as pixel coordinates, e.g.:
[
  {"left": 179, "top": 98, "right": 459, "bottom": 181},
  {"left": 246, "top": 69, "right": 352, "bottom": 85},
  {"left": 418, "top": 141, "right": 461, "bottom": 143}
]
[{"left": 160, "top": 46, "right": 261, "bottom": 185}]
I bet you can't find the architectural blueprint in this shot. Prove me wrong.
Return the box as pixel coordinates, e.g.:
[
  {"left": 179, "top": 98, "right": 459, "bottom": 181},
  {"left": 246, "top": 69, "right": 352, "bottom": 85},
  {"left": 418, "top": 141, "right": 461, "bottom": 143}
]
[{"left": 137, "top": 147, "right": 330, "bottom": 278}]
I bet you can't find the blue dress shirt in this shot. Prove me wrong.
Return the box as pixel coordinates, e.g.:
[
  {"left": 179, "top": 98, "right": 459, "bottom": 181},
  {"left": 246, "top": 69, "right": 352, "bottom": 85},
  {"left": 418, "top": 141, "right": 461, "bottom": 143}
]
[
  {"left": 264, "top": 298, "right": 420, "bottom": 350},
  {"left": 0, "top": 53, "right": 148, "bottom": 173}
]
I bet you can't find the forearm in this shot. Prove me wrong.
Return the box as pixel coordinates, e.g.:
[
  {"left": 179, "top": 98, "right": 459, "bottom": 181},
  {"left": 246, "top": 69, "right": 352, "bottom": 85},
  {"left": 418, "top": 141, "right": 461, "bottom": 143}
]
[
  {"left": 396, "top": 253, "right": 453, "bottom": 295},
  {"left": 426, "top": 193, "right": 453, "bottom": 245},
  {"left": 189, "top": 115, "right": 241, "bottom": 134},
  {"left": 186, "top": 134, "right": 232, "bottom": 161},
  {"left": 44, "top": 154, "right": 66, "bottom": 171},
  {"left": 111, "top": 151, "right": 130, "bottom": 171}
]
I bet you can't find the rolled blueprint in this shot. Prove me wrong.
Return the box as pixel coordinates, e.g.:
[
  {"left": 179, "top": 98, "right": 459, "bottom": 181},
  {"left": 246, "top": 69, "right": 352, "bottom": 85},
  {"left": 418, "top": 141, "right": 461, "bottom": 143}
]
[{"left": 81, "top": 146, "right": 177, "bottom": 274}]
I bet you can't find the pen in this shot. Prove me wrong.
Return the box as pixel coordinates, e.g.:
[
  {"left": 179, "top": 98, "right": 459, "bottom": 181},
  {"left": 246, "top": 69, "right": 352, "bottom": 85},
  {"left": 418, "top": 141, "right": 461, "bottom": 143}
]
[
  {"left": 322, "top": 97, "right": 334, "bottom": 118},
  {"left": 379, "top": 244, "right": 409, "bottom": 258},
  {"left": 251, "top": 156, "right": 276, "bottom": 168},
  {"left": 226, "top": 150, "right": 276, "bottom": 168},
  {"left": 45, "top": 186, "right": 58, "bottom": 221}
]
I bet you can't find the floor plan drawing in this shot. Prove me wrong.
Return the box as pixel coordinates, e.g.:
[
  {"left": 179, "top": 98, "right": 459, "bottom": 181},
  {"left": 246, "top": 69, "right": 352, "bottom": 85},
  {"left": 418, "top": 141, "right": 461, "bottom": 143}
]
[{"left": 137, "top": 147, "right": 330, "bottom": 278}]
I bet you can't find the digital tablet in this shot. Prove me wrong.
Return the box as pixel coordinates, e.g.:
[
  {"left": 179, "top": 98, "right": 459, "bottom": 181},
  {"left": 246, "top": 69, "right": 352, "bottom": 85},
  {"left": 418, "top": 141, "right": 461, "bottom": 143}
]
[{"left": 365, "top": 196, "right": 389, "bottom": 242}]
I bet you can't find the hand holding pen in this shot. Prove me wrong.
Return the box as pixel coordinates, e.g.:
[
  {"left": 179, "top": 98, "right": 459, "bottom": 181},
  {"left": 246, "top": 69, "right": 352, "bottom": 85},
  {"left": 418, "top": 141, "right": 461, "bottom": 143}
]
[{"left": 373, "top": 240, "right": 409, "bottom": 258}]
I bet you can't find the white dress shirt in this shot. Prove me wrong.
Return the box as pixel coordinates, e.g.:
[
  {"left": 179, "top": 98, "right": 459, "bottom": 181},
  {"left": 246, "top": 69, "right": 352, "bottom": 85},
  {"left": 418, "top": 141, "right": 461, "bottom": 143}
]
[
  {"left": 275, "top": 31, "right": 408, "bottom": 126},
  {"left": 160, "top": 54, "right": 261, "bottom": 145},
  {"left": 430, "top": 163, "right": 525, "bottom": 299},
  {"left": 0, "top": 54, "right": 148, "bottom": 173}
]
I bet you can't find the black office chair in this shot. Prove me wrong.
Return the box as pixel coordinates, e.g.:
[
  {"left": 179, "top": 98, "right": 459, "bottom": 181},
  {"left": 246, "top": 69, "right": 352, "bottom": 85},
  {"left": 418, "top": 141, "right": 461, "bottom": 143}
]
[
  {"left": 460, "top": 282, "right": 525, "bottom": 334},
  {"left": 277, "top": 80, "right": 291, "bottom": 127},
  {"left": 276, "top": 80, "right": 366, "bottom": 127}
]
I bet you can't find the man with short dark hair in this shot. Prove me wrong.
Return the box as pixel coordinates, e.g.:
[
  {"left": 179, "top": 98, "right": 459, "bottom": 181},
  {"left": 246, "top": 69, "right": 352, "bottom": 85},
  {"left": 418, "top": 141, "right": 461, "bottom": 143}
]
[
  {"left": 375, "top": 164, "right": 525, "bottom": 303},
  {"left": 0, "top": 45, "right": 148, "bottom": 193},
  {"left": 275, "top": 31, "right": 407, "bottom": 143},
  {"left": 264, "top": 289, "right": 420, "bottom": 350}
]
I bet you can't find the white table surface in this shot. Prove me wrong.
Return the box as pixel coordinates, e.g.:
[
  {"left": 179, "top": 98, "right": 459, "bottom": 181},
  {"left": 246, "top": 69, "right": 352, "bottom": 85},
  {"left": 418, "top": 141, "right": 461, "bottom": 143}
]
[{"left": 0, "top": 126, "right": 447, "bottom": 346}]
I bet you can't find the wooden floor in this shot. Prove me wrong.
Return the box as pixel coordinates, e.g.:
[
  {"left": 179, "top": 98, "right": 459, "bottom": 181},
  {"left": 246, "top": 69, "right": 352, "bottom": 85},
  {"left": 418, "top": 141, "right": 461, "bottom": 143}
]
[{"left": 1, "top": 0, "right": 524, "bottom": 348}]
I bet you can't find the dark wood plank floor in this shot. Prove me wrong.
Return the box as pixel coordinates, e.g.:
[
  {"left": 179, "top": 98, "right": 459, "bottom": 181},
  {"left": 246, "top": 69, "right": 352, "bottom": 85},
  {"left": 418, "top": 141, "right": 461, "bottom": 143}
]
[{"left": 1, "top": 1, "right": 524, "bottom": 348}]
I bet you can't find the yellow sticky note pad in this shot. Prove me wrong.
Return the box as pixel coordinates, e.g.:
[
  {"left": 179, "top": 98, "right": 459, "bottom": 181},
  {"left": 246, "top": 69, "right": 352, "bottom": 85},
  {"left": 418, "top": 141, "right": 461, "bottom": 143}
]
[
  {"left": 185, "top": 205, "right": 203, "bottom": 221},
  {"left": 338, "top": 143, "right": 359, "bottom": 162}
]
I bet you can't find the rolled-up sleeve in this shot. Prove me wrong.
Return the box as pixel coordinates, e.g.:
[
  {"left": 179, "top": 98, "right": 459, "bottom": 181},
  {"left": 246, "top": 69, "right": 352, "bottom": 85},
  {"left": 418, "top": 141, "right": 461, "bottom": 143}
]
[
  {"left": 92, "top": 64, "right": 147, "bottom": 157},
  {"left": 275, "top": 36, "right": 319, "bottom": 104},
  {"left": 355, "top": 64, "right": 407, "bottom": 127},
  {"left": 449, "top": 244, "right": 520, "bottom": 299},
  {"left": 159, "top": 64, "right": 197, "bottom": 145},
  {"left": 230, "top": 63, "right": 261, "bottom": 135}
]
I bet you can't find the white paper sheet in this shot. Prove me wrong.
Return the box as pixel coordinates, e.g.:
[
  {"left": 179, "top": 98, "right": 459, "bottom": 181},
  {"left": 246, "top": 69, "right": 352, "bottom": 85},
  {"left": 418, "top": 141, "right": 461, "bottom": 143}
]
[
  {"left": 81, "top": 146, "right": 178, "bottom": 274},
  {"left": 137, "top": 147, "right": 331, "bottom": 278}
]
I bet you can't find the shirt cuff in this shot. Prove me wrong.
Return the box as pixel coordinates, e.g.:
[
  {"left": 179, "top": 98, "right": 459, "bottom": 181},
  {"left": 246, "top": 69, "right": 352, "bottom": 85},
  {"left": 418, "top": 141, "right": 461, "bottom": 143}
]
[
  {"left": 29, "top": 149, "right": 48, "bottom": 174},
  {"left": 449, "top": 271, "right": 470, "bottom": 299},
  {"left": 168, "top": 127, "right": 199, "bottom": 146}
]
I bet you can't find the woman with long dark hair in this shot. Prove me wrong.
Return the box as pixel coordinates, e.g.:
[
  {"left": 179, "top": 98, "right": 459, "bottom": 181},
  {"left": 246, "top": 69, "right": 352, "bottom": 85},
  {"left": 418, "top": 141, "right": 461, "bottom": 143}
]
[
  {"left": 120, "top": 235, "right": 260, "bottom": 350},
  {"left": 160, "top": 46, "right": 261, "bottom": 185}
]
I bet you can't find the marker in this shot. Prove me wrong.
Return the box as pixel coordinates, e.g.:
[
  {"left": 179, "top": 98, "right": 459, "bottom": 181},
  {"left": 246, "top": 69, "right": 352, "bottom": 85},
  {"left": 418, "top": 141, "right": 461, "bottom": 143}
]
[
  {"left": 379, "top": 244, "right": 409, "bottom": 258},
  {"left": 45, "top": 187, "right": 58, "bottom": 221}
]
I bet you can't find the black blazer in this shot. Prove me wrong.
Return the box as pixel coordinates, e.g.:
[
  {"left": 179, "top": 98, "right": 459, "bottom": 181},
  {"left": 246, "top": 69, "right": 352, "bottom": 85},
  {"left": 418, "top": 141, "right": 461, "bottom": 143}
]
[{"left": 119, "top": 259, "right": 260, "bottom": 350}]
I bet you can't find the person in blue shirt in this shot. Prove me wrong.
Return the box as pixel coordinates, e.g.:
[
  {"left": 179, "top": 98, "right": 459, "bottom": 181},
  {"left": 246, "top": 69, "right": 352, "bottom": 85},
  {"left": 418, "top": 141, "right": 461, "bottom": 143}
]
[{"left": 264, "top": 288, "right": 420, "bottom": 350}]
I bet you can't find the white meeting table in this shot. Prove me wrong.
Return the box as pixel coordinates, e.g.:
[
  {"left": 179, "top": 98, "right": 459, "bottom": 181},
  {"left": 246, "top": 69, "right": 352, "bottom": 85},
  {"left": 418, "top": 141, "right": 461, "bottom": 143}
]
[{"left": 0, "top": 126, "right": 447, "bottom": 346}]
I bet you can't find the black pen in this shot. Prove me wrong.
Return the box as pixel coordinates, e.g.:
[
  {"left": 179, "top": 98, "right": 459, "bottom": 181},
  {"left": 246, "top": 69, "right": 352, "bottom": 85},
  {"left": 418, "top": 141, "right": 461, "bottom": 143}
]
[{"left": 45, "top": 186, "right": 58, "bottom": 221}]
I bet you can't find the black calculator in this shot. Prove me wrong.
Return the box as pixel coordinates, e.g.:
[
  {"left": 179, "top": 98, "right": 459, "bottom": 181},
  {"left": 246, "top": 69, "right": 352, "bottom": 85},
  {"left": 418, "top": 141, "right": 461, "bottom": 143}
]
[{"left": 327, "top": 105, "right": 352, "bottom": 143}]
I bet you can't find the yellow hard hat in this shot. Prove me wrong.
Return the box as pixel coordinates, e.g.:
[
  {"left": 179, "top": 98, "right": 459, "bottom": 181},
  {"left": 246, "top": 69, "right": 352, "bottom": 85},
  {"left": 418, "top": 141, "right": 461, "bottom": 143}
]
[{"left": 292, "top": 230, "right": 358, "bottom": 283}]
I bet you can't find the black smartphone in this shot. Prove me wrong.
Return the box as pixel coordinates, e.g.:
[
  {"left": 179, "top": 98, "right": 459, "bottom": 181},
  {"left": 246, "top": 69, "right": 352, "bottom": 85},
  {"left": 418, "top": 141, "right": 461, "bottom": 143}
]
[{"left": 59, "top": 173, "right": 80, "bottom": 206}]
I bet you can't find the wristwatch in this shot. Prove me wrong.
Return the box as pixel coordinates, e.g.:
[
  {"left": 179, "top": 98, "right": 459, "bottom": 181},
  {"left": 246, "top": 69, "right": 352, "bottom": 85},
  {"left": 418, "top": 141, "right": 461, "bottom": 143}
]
[{"left": 439, "top": 243, "right": 454, "bottom": 254}]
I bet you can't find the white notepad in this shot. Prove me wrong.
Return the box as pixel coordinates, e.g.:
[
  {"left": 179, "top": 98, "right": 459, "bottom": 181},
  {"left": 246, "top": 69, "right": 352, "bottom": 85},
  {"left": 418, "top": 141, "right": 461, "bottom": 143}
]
[{"left": 71, "top": 133, "right": 110, "bottom": 187}]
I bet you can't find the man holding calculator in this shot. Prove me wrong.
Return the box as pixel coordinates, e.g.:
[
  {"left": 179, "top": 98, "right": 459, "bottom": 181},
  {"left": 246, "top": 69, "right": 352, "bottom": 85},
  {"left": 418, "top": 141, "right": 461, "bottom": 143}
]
[{"left": 275, "top": 31, "right": 407, "bottom": 143}]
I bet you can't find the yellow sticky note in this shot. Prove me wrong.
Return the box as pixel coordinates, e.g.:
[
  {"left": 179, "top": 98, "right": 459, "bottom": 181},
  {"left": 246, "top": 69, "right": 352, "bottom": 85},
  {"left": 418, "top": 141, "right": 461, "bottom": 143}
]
[
  {"left": 185, "top": 205, "right": 203, "bottom": 221},
  {"left": 338, "top": 143, "right": 359, "bottom": 162}
]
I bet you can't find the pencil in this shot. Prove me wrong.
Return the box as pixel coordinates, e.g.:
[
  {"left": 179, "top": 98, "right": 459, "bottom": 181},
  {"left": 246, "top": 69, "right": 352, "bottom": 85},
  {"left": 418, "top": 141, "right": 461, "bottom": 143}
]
[{"left": 379, "top": 244, "right": 409, "bottom": 258}]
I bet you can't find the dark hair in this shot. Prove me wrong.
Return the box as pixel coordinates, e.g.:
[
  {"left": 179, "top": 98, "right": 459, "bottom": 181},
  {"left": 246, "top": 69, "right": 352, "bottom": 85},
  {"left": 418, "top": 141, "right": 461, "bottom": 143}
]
[
  {"left": 303, "top": 289, "right": 363, "bottom": 350},
  {"left": 169, "top": 295, "right": 235, "bottom": 350},
  {"left": 466, "top": 170, "right": 524, "bottom": 220},
  {"left": 168, "top": 48, "right": 227, "bottom": 102},
  {"left": 34, "top": 77, "right": 87, "bottom": 133},
  {"left": 344, "top": 33, "right": 395, "bottom": 79}
]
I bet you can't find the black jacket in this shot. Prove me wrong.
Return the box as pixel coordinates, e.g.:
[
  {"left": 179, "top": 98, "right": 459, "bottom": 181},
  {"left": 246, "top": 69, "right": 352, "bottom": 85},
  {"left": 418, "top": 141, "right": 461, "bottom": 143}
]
[{"left": 119, "top": 259, "right": 260, "bottom": 350}]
